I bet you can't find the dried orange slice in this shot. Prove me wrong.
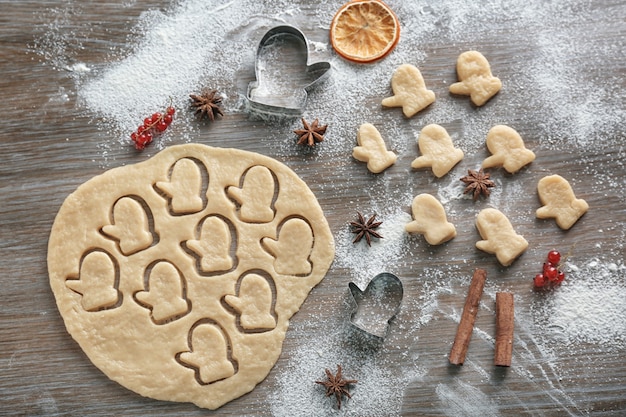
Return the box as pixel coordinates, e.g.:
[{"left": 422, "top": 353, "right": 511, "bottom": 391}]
[{"left": 330, "top": 0, "right": 400, "bottom": 64}]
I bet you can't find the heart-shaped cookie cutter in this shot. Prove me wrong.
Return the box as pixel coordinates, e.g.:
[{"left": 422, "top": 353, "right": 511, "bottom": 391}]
[
  {"left": 348, "top": 272, "right": 404, "bottom": 339},
  {"left": 246, "top": 25, "right": 331, "bottom": 117}
]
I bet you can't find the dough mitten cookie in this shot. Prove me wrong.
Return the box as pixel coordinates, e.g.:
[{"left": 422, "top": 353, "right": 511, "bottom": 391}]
[
  {"left": 411, "top": 124, "right": 464, "bottom": 177},
  {"left": 536, "top": 174, "right": 589, "bottom": 230},
  {"left": 475, "top": 208, "right": 528, "bottom": 266},
  {"left": 405, "top": 194, "right": 456, "bottom": 245},
  {"left": 48, "top": 144, "right": 335, "bottom": 410},
  {"left": 482, "top": 125, "right": 535, "bottom": 173},
  {"left": 382, "top": 64, "right": 435, "bottom": 117},
  {"left": 450, "top": 51, "right": 501, "bottom": 106},
  {"left": 353, "top": 123, "right": 397, "bottom": 173}
]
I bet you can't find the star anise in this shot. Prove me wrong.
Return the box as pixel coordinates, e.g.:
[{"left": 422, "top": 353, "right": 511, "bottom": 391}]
[
  {"left": 315, "top": 365, "right": 357, "bottom": 409},
  {"left": 294, "top": 118, "right": 327, "bottom": 146},
  {"left": 460, "top": 168, "right": 495, "bottom": 200},
  {"left": 189, "top": 89, "right": 224, "bottom": 121},
  {"left": 350, "top": 212, "right": 383, "bottom": 246}
]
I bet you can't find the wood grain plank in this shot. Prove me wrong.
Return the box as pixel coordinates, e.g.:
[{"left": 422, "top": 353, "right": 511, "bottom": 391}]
[{"left": 1, "top": 0, "right": 625, "bottom": 416}]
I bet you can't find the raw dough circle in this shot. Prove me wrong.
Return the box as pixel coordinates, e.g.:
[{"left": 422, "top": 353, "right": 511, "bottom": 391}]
[{"left": 48, "top": 144, "right": 335, "bottom": 409}]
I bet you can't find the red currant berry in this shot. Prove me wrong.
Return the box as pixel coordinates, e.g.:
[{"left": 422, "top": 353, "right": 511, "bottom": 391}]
[
  {"left": 166, "top": 106, "right": 175, "bottom": 116},
  {"left": 155, "top": 120, "right": 168, "bottom": 132},
  {"left": 144, "top": 117, "right": 153, "bottom": 127},
  {"left": 164, "top": 114, "right": 173, "bottom": 125},
  {"left": 131, "top": 132, "right": 138, "bottom": 141},
  {"left": 555, "top": 271, "right": 565, "bottom": 283},
  {"left": 134, "top": 138, "right": 146, "bottom": 150},
  {"left": 534, "top": 273, "right": 547, "bottom": 288},
  {"left": 544, "top": 265, "right": 558, "bottom": 281},
  {"left": 137, "top": 125, "right": 146, "bottom": 134},
  {"left": 547, "top": 250, "right": 561, "bottom": 266},
  {"left": 151, "top": 112, "right": 162, "bottom": 124}
]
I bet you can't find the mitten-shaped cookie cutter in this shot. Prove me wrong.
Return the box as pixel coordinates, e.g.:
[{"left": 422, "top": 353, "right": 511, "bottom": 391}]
[
  {"left": 246, "top": 25, "right": 331, "bottom": 117},
  {"left": 348, "top": 273, "right": 403, "bottom": 339}
]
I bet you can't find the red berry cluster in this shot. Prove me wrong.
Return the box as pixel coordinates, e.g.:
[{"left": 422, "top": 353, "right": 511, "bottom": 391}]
[
  {"left": 131, "top": 105, "right": 176, "bottom": 150},
  {"left": 534, "top": 250, "right": 565, "bottom": 289}
]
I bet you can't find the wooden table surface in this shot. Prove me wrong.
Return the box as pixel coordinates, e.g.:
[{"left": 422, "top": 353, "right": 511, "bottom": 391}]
[{"left": 1, "top": 1, "right": 625, "bottom": 416}]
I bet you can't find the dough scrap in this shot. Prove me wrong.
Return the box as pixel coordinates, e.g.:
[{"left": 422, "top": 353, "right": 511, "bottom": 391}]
[
  {"left": 450, "top": 51, "right": 501, "bottom": 106},
  {"left": 353, "top": 123, "right": 397, "bottom": 173},
  {"left": 475, "top": 208, "right": 528, "bottom": 266},
  {"left": 65, "top": 251, "right": 119, "bottom": 311},
  {"left": 134, "top": 261, "right": 190, "bottom": 323},
  {"left": 48, "top": 144, "right": 335, "bottom": 410},
  {"left": 382, "top": 64, "right": 436, "bottom": 117},
  {"left": 405, "top": 194, "right": 456, "bottom": 245},
  {"left": 224, "top": 273, "right": 276, "bottom": 331},
  {"left": 262, "top": 218, "right": 313, "bottom": 276},
  {"left": 482, "top": 125, "right": 535, "bottom": 173},
  {"left": 227, "top": 165, "right": 275, "bottom": 223},
  {"left": 101, "top": 197, "right": 153, "bottom": 255},
  {"left": 186, "top": 216, "right": 234, "bottom": 273},
  {"left": 411, "top": 124, "right": 464, "bottom": 177},
  {"left": 536, "top": 174, "right": 588, "bottom": 230}
]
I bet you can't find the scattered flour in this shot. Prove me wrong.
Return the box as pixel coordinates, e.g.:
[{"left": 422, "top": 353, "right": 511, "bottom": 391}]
[
  {"left": 335, "top": 208, "right": 414, "bottom": 288},
  {"left": 32, "top": 0, "right": 624, "bottom": 155},
  {"left": 65, "top": 62, "right": 91, "bottom": 74},
  {"left": 436, "top": 380, "right": 500, "bottom": 417},
  {"left": 31, "top": 0, "right": 626, "bottom": 414},
  {"left": 270, "top": 326, "right": 413, "bottom": 417},
  {"left": 532, "top": 260, "right": 626, "bottom": 348}
]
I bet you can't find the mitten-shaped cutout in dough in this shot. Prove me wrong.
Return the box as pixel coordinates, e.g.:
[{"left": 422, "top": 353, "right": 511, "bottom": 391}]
[
  {"left": 227, "top": 165, "right": 276, "bottom": 223},
  {"left": 382, "top": 64, "right": 436, "bottom": 117},
  {"left": 482, "top": 125, "right": 535, "bottom": 173},
  {"left": 135, "top": 261, "right": 190, "bottom": 323},
  {"left": 156, "top": 158, "right": 205, "bottom": 214},
  {"left": 475, "top": 208, "right": 528, "bottom": 266},
  {"left": 186, "top": 216, "right": 235, "bottom": 274},
  {"left": 262, "top": 218, "right": 313, "bottom": 276},
  {"left": 450, "top": 51, "right": 501, "bottom": 106},
  {"left": 353, "top": 123, "right": 397, "bottom": 174},
  {"left": 66, "top": 250, "right": 120, "bottom": 311},
  {"left": 536, "top": 174, "right": 588, "bottom": 230},
  {"left": 224, "top": 273, "right": 276, "bottom": 331},
  {"left": 101, "top": 196, "right": 153, "bottom": 255},
  {"left": 177, "top": 322, "right": 237, "bottom": 385},
  {"left": 411, "top": 124, "right": 464, "bottom": 177},
  {"left": 405, "top": 194, "right": 456, "bottom": 245}
]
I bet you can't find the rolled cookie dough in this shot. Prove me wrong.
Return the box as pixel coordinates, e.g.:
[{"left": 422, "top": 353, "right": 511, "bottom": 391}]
[
  {"left": 450, "top": 51, "right": 501, "bottom": 106},
  {"left": 411, "top": 124, "right": 464, "bottom": 178},
  {"left": 405, "top": 194, "right": 456, "bottom": 245},
  {"left": 48, "top": 144, "right": 335, "bottom": 409},
  {"left": 536, "top": 174, "right": 588, "bottom": 229},
  {"left": 382, "top": 64, "right": 435, "bottom": 117},
  {"left": 475, "top": 208, "right": 528, "bottom": 266}
]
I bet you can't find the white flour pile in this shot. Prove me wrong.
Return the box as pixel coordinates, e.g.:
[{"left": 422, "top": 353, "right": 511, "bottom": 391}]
[
  {"left": 32, "top": 0, "right": 625, "bottom": 415},
  {"left": 269, "top": 323, "right": 415, "bottom": 417},
  {"left": 335, "top": 208, "right": 414, "bottom": 288},
  {"left": 532, "top": 260, "right": 626, "bottom": 348}
]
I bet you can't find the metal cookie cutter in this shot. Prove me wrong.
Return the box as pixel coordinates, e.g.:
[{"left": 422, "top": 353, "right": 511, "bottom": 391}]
[
  {"left": 246, "top": 25, "right": 331, "bottom": 117},
  {"left": 348, "top": 273, "right": 404, "bottom": 339}
]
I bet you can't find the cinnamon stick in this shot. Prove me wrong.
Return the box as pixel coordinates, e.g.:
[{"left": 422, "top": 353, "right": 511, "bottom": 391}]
[
  {"left": 494, "top": 292, "right": 514, "bottom": 367},
  {"left": 449, "top": 268, "right": 486, "bottom": 365}
]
